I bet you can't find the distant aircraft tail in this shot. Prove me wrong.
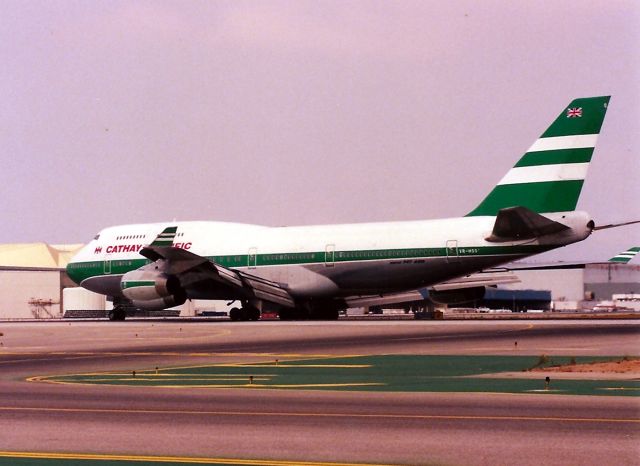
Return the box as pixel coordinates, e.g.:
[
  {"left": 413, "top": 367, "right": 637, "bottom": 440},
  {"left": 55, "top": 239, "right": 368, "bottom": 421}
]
[
  {"left": 467, "top": 96, "right": 611, "bottom": 216},
  {"left": 608, "top": 247, "right": 640, "bottom": 263}
]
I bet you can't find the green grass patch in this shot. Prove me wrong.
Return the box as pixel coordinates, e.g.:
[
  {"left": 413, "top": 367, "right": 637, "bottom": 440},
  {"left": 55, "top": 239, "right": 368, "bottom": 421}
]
[{"left": 36, "top": 355, "right": 640, "bottom": 396}]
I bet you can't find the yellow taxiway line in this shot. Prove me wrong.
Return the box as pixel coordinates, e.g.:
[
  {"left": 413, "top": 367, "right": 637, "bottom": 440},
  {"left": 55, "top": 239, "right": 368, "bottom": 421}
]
[
  {"left": 0, "top": 406, "right": 637, "bottom": 424},
  {"left": 0, "top": 451, "right": 394, "bottom": 466},
  {"left": 26, "top": 353, "right": 369, "bottom": 385}
]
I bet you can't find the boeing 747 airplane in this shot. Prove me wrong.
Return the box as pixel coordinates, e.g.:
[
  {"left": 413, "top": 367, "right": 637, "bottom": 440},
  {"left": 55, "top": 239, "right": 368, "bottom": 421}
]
[{"left": 67, "top": 96, "right": 628, "bottom": 320}]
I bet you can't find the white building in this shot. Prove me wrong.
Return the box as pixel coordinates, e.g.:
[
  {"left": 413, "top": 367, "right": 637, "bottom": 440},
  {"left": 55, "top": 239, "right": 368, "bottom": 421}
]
[
  {"left": 0, "top": 242, "right": 232, "bottom": 319},
  {"left": 0, "top": 243, "right": 83, "bottom": 319},
  {"left": 503, "top": 262, "right": 640, "bottom": 310}
]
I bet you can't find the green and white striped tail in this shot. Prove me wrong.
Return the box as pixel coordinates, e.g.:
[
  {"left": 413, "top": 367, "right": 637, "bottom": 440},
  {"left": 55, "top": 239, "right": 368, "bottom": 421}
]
[
  {"left": 468, "top": 96, "right": 611, "bottom": 216},
  {"left": 608, "top": 247, "right": 640, "bottom": 263}
]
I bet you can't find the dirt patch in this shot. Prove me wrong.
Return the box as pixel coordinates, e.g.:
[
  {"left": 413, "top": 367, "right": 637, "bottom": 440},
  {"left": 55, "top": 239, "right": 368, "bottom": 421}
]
[
  {"left": 471, "top": 358, "right": 640, "bottom": 380},
  {"left": 531, "top": 358, "right": 640, "bottom": 375}
]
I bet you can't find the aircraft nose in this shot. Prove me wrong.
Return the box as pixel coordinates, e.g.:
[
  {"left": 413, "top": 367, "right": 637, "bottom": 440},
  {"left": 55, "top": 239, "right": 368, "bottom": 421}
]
[
  {"left": 66, "top": 260, "right": 81, "bottom": 285},
  {"left": 65, "top": 243, "right": 94, "bottom": 285}
]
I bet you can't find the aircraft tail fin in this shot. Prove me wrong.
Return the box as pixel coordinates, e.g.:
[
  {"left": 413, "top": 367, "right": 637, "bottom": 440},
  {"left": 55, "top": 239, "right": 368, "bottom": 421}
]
[
  {"left": 467, "top": 96, "right": 611, "bottom": 216},
  {"left": 608, "top": 247, "right": 640, "bottom": 263}
]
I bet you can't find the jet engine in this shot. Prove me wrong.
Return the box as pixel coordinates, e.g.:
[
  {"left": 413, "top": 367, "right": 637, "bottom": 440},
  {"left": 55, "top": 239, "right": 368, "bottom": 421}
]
[
  {"left": 428, "top": 286, "right": 485, "bottom": 305},
  {"left": 120, "top": 269, "right": 187, "bottom": 311}
]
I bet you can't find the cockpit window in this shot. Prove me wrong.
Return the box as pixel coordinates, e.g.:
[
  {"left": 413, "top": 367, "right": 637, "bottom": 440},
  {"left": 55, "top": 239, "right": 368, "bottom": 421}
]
[{"left": 93, "top": 234, "right": 100, "bottom": 240}]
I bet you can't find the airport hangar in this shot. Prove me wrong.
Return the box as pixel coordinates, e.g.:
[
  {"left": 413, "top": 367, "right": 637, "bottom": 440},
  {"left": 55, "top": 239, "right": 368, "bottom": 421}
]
[{"left": 0, "top": 242, "right": 638, "bottom": 319}]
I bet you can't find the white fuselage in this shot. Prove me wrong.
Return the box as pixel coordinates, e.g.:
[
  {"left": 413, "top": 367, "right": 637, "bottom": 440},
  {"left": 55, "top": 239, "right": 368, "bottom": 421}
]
[{"left": 67, "top": 211, "right": 593, "bottom": 301}]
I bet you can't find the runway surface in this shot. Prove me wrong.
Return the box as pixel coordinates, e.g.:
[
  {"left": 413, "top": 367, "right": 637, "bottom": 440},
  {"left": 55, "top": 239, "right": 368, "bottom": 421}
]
[{"left": 0, "top": 320, "right": 638, "bottom": 465}]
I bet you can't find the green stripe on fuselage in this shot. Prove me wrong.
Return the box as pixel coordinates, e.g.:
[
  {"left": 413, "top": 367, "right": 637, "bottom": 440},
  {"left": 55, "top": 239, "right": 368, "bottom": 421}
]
[
  {"left": 66, "top": 244, "right": 554, "bottom": 285},
  {"left": 121, "top": 280, "right": 156, "bottom": 289}
]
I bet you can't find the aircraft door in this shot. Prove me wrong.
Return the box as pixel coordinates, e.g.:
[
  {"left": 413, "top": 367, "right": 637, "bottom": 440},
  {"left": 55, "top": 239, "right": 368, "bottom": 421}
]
[
  {"left": 103, "top": 253, "right": 112, "bottom": 274},
  {"left": 325, "top": 244, "right": 335, "bottom": 267},
  {"left": 248, "top": 247, "right": 257, "bottom": 269},
  {"left": 446, "top": 240, "right": 460, "bottom": 263}
]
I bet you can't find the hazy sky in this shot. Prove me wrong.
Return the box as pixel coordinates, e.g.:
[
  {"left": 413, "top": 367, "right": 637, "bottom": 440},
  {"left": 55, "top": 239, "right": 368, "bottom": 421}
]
[{"left": 1, "top": 1, "right": 638, "bottom": 262}]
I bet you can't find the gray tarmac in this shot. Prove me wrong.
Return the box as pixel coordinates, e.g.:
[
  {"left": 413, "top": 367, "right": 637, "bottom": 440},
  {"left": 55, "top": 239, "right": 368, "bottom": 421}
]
[{"left": 0, "top": 320, "right": 638, "bottom": 466}]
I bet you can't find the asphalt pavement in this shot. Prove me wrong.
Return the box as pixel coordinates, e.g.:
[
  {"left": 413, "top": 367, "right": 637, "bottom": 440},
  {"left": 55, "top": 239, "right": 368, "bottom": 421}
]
[{"left": 0, "top": 320, "right": 638, "bottom": 465}]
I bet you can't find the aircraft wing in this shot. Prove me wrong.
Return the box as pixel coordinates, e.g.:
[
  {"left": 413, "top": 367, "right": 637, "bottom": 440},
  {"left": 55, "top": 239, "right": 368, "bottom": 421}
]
[
  {"left": 345, "top": 269, "right": 520, "bottom": 308},
  {"left": 505, "top": 246, "right": 640, "bottom": 271},
  {"left": 140, "top": 245, "right": 296, "bottom": 308}
]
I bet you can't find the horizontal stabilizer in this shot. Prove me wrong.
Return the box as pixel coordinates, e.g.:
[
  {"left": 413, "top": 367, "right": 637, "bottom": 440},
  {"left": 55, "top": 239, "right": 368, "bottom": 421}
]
[
  {"left": 431, "top": 269, "right": 521, "bottom": 291},
  {"left": 497, "top": 244, "right": 640, "bottom": 271},
  {"left": 345, "top": 290, "right": 426, "bottom": 309},
  {"left": 485, "top": 206, "right": 569, "bottom": 242},
  {"left": 345, "top": 269, "right": 520, "bottom": 308},
  {"left": 593, "top": 220, "right": 640, "bottom": 231}
]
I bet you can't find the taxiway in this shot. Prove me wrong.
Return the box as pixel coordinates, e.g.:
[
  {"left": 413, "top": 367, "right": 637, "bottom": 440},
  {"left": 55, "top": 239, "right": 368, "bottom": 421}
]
[{"left": 0, "top": 320, "right": 638, "bottom": 465}]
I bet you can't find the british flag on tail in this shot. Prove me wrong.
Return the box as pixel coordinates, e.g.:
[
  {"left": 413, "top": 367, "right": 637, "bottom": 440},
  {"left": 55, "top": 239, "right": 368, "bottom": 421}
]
[{"left": 567, "top": 107, "right": 582, "bottom": 118}]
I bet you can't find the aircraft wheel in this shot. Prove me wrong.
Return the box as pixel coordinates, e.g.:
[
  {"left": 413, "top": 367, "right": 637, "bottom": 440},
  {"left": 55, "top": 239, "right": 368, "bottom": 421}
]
[
  {"left": 310, "top": 309, "right": 339, "bottom": 320},
  {"left": 109, "top": 307, "right": 127, "bottom": 321},
  {"left": 247, "top": 307, "right": 260, "bottom": 321},
  {"left": 229, "top": 308, "right": 242, "bottom": 321},
  {"left": 323, "top": 308, "right": 340, "bottom": 320}
]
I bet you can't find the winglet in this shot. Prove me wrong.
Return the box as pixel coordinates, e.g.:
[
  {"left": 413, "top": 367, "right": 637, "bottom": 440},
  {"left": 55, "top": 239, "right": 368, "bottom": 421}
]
[
  {"left": 149, "top": 226, "right": 178, "bottom": 247},
  {"left": 468, "top": 96, "right": 611, "bottom": 216},
  {"left": 608, "top": 247, "right": 640, "bottom": 263}
]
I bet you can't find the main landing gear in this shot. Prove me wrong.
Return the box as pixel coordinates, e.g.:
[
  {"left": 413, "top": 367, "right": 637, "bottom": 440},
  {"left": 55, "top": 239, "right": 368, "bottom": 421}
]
[
  {"left": 108, "top": 297, "right": 129, "bottom": 321},
  {"left": 278, "top": 306, "right": 340, "bottom": 321},
  {"left": 108, "top": 306, "right": 127, "bottom": 321},
  {"left": 229, "top": 303, "right": 261, "bottom": 321},
  {"left": 227, "top": 300, "right": 342, "bottom": 321}
]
